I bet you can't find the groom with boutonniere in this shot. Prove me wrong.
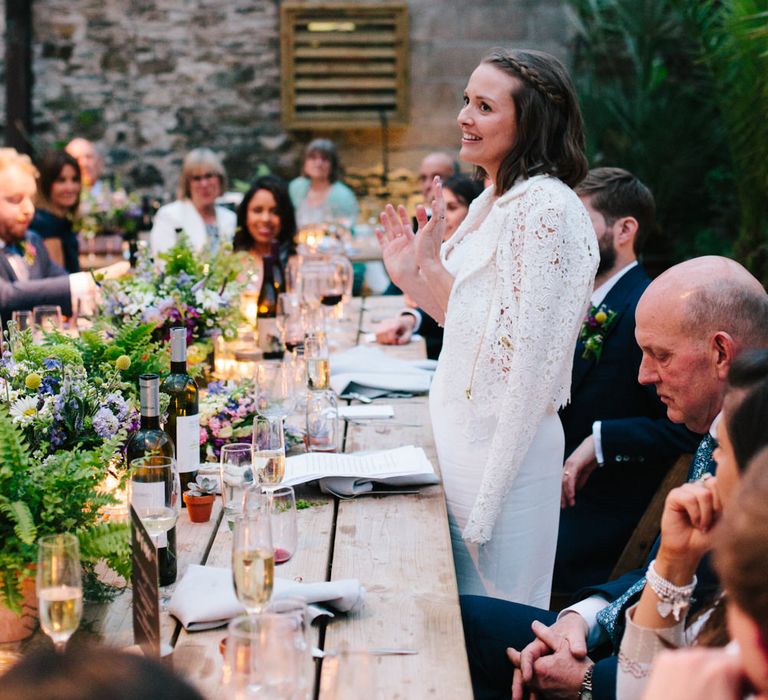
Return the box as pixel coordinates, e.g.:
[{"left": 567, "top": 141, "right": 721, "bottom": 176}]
[
  {"left": 554, "top": 168, "right": 700, "bottom": 597},
  {"left": 0, "top": 148, "right": 128, "bottom": 324}
]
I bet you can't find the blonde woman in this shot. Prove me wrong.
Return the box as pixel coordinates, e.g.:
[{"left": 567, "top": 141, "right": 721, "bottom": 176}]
[{"left": 150, "top": 148, "right": 236, "bottom": 257}]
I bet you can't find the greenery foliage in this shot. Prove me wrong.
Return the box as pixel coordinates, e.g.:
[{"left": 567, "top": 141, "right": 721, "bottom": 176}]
[
  {"left": 568, "top": 0, "right": 768, "bottom": 281},
  {"left": 0, "top": 412, "right": 130, "bottom": 614}
]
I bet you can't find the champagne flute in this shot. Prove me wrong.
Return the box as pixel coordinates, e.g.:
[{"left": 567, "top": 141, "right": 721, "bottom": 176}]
[
  {"left": 231, "top": 511, "right": 274, "bottom": 616},
  {"left": 220, "top": 443, "right": 255, "bottom": 530},
  {"left": 128, "top": 456, "right": 180, "bottom": 541},
  {"left": 253, "top": 415, "right": 286, "bottom": 486},
  {"left": 36, "top": 533, "right": 83, "bottom": 652},
  {"left": 305, "top": 333, "right": 330, "bottom": 391}
]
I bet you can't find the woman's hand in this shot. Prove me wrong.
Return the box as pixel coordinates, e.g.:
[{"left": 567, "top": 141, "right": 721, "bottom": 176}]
[
  {"left": 376, "top": 203, "right": 418, "bottom": 289},
  {"left": 657, "top": 476, "right": 722, "bottom": 575},
  {"left": 414, "top": 177, "right": 447, "bottom": 272}
]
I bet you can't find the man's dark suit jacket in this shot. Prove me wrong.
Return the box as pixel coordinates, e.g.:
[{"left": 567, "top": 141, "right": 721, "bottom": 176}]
[
  {"left": 555, "top": 264, "right": 701, "bottom": 593},
  {"left": 0, "top": 231, "right": 73, "bottom": 321}
]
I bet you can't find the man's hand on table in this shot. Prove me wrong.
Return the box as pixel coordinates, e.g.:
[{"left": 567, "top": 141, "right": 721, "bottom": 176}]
[
  {"left": 507, "top": 613, "right": 590, "bottom": 700},
  {"left": 374, "top": 315, "right": 416, "bottom": 346}
]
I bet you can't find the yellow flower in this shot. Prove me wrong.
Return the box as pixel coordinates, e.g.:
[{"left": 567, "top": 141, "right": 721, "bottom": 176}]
[
  {"left": 115, "top": 355, "right": 131, "bottom": 371},
  {"left": 186, "top": 344, "right": 207, "bottom": 365},
  {"left": 594, "top": 311, "right": 608, "bottom": 324},
  {"left": 24, "top": 373, "right": 42, "bottom": 390}
]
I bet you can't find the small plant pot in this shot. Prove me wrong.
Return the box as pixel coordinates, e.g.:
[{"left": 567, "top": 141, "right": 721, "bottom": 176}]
[{"left": 183, "top": 493, "right": 215, "bottom": 523}]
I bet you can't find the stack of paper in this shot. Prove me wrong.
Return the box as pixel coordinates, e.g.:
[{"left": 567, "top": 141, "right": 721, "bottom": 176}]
[{"left": 283, "top": 445, "right": 439, "bottom": 495}]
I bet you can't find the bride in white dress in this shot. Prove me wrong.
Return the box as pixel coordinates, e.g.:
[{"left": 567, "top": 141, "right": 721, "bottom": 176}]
[{"left": 377, "top": 49, "right": 598, "bottom": 607}]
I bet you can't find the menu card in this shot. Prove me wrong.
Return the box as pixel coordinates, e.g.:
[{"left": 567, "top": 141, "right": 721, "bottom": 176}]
[{"left": 131, "top": 505, "right": 160, "bottom": 656}]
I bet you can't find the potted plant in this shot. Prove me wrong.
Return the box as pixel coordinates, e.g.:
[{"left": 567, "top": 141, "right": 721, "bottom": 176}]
[{"left": 183, "top": 475, "right": 218, "bottom": 523}]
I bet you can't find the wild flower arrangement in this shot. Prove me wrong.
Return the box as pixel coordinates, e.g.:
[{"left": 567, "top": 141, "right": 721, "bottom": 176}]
[
  {"left": 0, "top": 322, "right": 169, "bottom": 612},
  {"left": 0, "top": 413, "right": 131, "bottom": 613},
  {"left": 199, "top": 380, "right": 260, "bottom": 461},
  {"left": 98, "top": 233, "right": 246, "bottom": 362},
  {"left": 76, "top": 185, "right": 142, "bottom": 240},
  {"left": 579, "top": 304, "right": 618, "bottom": 363},
  {"left": 0, "top": 330, "right": 139, "bottom": 458}
]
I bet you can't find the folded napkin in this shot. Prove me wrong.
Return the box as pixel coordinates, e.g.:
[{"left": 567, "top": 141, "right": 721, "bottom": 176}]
[
  {"left": 329, "top": 346, "right": 435, "bottom": 396},
  {"left": 338, "top": 405, "right": 395, "bottom": 420},
  {"left": 168, "top": 565, "right": 365, "bottom": 631},
  {"left": 319, "top": 473, "right": 438, "bottom": 497}
]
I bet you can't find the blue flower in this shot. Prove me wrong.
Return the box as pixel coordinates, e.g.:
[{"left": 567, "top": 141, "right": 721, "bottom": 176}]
[{"left": 43, "top": 358, "right": 63, "bottom": 371}]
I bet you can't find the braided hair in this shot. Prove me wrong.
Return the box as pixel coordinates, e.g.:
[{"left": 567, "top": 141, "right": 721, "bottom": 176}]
[{"left": 481, "top": 48, "right": 587, "bottom": 194}]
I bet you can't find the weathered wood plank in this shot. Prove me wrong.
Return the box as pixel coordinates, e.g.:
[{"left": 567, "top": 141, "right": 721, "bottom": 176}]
[{"left": 322, "top": 400, "right": 472, "bottom": 699}]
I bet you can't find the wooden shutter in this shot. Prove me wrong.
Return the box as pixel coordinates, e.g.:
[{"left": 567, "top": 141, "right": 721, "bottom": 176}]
[{"left": 280, "top": 2, "right": 409, "bottom": 129}]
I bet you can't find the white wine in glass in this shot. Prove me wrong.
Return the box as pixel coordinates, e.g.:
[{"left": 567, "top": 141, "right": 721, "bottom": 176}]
[
  {"left": 37, "top": 533, "right": 83, "bottom": 652},
  {"left": 232, "top": 513, "right": 274, "bottom": 615}
]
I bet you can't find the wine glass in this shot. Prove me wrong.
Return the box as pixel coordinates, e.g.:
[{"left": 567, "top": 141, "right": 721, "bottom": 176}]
[
  {"left": 306, "top": 390, "right": 340, "bottom": 453},
  {"left": 319, "top": 648, "right": 378, "bottom": 700},
  {"left": 220, "top": 443, "right": 255, "bottom": 530},
  {"left": 11, "top": 309, "right": 33, "bottom": 332},
  {"left": 305, "top": 333, "right": 330, "bottom": 391},
  {"left": 277, "top": 293, "right": 304, "bottom": 354},
  {"left": 231, "top": 511, "right": 274, "bottom": 616},
  {"left": 128, "top": 456, "right": 180, "bottom": 542},
  {"left": 299, "top": 261, "right": 325, "bottom": 309},
  {"left": 32, "top": 305, "right": 63, "bottom": 337},
  {"left": 253, "top": 415, "right": 286, "bottom": 486},
  {"left": 36, "top": 533, "right": 83, "bottom": 652},
  {"left": 256, "top": 361, "right": 294, "bottom": 419},
  {"left": 266, "top": 485, "right": 298, "bottom": 564},
  {"left": 223, "top": 613, "right": 304, "bottom": 698}
]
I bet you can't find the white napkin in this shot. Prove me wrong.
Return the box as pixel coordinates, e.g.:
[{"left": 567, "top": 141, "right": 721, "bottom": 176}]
[
  {"left": 168, "top": 565, "right": 366, "bottom": 631},
  {"left": 338, "top": 405, "right": 395, "bottom": 420},
  {"left": 329, "top": 346, "right": 434, "bottom": 395}
]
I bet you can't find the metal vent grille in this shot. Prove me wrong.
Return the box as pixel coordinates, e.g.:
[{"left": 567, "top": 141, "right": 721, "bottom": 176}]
[{"left": 280, "top": 2, "right": 409, "bottom": 129}]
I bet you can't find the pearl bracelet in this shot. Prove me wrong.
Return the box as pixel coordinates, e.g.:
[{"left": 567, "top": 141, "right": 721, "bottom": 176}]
[{"left": 646, "top": 559, "right": 697, "bottom": 622}]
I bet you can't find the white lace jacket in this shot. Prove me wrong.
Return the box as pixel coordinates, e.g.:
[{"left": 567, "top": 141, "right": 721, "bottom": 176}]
[{"left": 439, "top": 175, "right": 598, "bottom": 543}]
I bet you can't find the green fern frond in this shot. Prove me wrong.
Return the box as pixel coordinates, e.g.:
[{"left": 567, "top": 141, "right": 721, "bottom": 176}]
[
  {"left": 0, "top": 501, "right": 37, "bottom": 545},
  {"left": 0, "top": 412, "right": 31, "bottom": 476}
]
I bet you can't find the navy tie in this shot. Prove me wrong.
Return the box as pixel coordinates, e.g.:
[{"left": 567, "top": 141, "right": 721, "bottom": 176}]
[{"left": 595, "top": 433, "right": 717, "bottom": 647}]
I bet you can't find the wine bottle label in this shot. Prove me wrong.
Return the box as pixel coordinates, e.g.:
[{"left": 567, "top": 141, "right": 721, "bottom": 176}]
[
  {"left": 258, "top": 317, "right": 282, "bottom": 355},
  {"left": 175, "top": 414, "right": 201, "bottom": 474}
]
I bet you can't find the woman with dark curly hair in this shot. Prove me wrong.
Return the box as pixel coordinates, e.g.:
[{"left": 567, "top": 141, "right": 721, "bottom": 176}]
[{"left": 233, "top": 176, "right": 297, "bottom": 283}]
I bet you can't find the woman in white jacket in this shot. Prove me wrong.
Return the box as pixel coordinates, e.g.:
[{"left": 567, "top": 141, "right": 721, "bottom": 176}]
[
  {"left": 377, "top": 48, "right": 598, "bottom": 605},
  {"left": 150, "top": 148, "right": 236, "bottom": 258}
]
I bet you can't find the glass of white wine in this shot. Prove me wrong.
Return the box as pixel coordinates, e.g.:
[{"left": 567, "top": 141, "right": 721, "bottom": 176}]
[
  {"left": 128, "top": 456, "right": 180, "bottom": 542},
  {"left": 253, "top": 416, "right": 286, "bottom": 486},
  {"left": 305, "top": 333, "right": 330, "bottom": 391},
  {"left": 36, "top": 533, "right": 83, "bottom": 652},
  {"left": 232, "top": 510, "right": 274, "bottom": 616}
]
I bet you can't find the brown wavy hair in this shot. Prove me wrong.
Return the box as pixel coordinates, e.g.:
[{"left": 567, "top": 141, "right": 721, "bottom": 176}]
[{"left": 480, "top": 48, "right": 588, "bottom": 194}]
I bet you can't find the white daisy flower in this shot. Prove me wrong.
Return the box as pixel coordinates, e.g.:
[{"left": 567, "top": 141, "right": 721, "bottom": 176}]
[{"left": 10, "top": 396, "right": 39, "bottom": 426}]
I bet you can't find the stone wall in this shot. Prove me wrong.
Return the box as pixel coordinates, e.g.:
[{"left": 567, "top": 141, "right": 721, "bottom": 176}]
[{"left": 1, "top": 0, "right": 573, "bottom": 199}]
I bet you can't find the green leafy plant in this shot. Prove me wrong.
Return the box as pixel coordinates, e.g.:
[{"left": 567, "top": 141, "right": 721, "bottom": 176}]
[
  {"left": 0, "top": 412, "right": 130, "bottom": 614},
  {"left": 568, "top": 0, "right": 739, "bottom": 263}
]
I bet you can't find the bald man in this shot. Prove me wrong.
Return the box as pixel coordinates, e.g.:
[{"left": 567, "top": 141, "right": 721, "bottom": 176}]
[
  {"left": 461, "top": 256, "right": 768, "bottom": 700},
  {"left": 65, "top": 138, "right": 105, "bottom": 193},
  {"left": 418, "top": 152, "right": 457, "bottom": 203}
]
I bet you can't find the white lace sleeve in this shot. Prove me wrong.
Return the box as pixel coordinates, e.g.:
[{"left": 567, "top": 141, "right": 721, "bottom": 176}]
[{"left": 463, "top": 185, "right": 598, "bottom": 543}]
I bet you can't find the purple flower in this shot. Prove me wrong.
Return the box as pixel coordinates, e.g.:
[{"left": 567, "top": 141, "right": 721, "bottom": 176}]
[
  {"left": 43, "top": 358, "right": 63, "bottom": 371},
  {"left": 93, "top": 407, "right": 120, "bottom": 439}
]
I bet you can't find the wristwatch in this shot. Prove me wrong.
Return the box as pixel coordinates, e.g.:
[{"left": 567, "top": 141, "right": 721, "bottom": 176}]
[{"left": 579, "top": 663, "right": 595, "bottom": 700}]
